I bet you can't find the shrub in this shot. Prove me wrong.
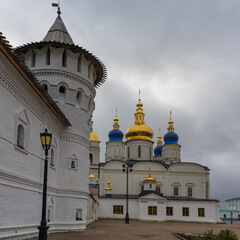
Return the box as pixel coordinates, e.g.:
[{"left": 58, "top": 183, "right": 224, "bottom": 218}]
[
  {"left": 204, "top": 230, "right": 217, "bottom": 240},
  {"left": 218, "top": 229, "right": 238, "bottom": 240}
]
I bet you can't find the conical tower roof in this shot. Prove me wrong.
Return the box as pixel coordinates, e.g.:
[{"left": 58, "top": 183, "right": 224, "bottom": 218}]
[{"left": 43, "top": 14, "right": 74, "bottom": 45}]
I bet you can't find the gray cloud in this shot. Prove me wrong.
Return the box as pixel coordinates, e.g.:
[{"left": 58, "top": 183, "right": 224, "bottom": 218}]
[{"left": 1, "top": 0, "right": 240, "bottom": 204}]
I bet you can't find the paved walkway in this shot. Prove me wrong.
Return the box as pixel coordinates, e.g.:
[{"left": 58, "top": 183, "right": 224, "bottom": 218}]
[{"left": 30, "top": 220, "right": 240, "bottom": 240}]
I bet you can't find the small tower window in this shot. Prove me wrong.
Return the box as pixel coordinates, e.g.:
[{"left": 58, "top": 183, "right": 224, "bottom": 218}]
[
  {"left": 17, "top": 124, "right": 24, "bottom": 149},
  {"left": 89, "top": 153, "right": 93, "bottom": 164},
  {"left": 77, "top": 55, "right": 82, "bottom": 72},
  {"left": 76, "top": 91, "right": 82, "bottom": 107},
  {"left": 88, "top": 64, "right": 91, "bottom": 78},
  {"left": 138, "top": 146, "right": 141, "bottom": 158},
  {"left": 59, "top": 86, "right": 66, "bottom": 93},
  {"left": 156, "top": 186, "right": 160, "bottom": 194},
  {"left": 149, "top": 147, "right": 152, "bottom": 159},
  {"left": 46, "top": 47, "right": 50, "bottom": 65},
  {"left": 42, "top": 83, "right": 48, "bottom": 92},
  {"left": 31, "top": 50, "right": 36, "bottom": 67},
  {"left": 62, "top": 49, "right": 67, "bottom": 67},
  {"left": 127, "top": 147, "right": 130, "bottom": 159}
]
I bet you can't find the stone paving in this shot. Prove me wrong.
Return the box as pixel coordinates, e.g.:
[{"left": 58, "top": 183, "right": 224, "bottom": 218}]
[{"left": 29, "top": 220, "right": 240, "bottom": 240}]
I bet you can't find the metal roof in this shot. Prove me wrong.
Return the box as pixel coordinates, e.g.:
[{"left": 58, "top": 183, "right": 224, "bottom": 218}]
[{"left": 43, "top": 15, "right": 74, "bottom": 45}]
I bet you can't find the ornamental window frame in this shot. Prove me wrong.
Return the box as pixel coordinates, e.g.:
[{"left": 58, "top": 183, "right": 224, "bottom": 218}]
[
  {"left": 113, "top": 205, "right": 123, "bottom": 215},
  {"left": 148, "top": 206, "right": 157, "bottom": 216},
  {"left": 198, "top": 208, "right": 205, "bottom": 217},
  {"left": 15, "top": 109, "right": 30, "bottom": 152},
  {"left": 166, "top": 207, "right": 173, "bottom": 216},
  {"left": 182, "top": 207, "right": 189, "bottom": 217},
  {"left": 69, "top": 154, "right": 78, "bottom": 170}
]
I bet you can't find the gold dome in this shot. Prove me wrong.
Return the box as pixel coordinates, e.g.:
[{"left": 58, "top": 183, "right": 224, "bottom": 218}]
[
  {"left": 144, "top": 168, "right": 156, "bottom": 183},
  {"left": 90, "top": 119, "right": 100, "bottom": 142},
  {"left": 89, "top": 172, "right": 95, "bottom": 178},
  {"left": 125, "top": 91, "right": 153, "bottom": 142}
]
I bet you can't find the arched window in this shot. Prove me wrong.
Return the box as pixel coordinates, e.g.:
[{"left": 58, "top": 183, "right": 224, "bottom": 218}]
[
  {"left": 88, "top": 96, "right": 92, "bottom": 110},
  {"left": 188, "top": 187, "right": 192, "bottom": 198},
  {"left": 156, "top": 186, "right": 160, "bottom": 194},
  {"left": 17, "top": 124, "right": 24, "bottom": 149},
  {"left": 59, "top": 86, "right": 66, "bottom": 93},
  {"left": 50, "top": 149, "right": 54, "bottom": 166},
  {"left": 46, "top": 47, "right": 50, "bottom": 65},
  {"left": 62, "top": 49, "right": 67, "bottom": 67},
  {"left": 138, "top": 146, "right": 141, "bottom": 158},
  {"left": 173, "top": 187, "right": 179, "bottom": 196},
  {"left": 89, "top": 153, "right": 93, "bottom": 164},
  {"left": 76, "top": 91, "right": 82, "bottom": 107},
  {"left": 149, "top": 147, "right": 152, "bottom": 159},
  {"left": 150, "top": 184, "right": 152, "bottom": 189},
  {"left": 127, "top": 147, "right": 130, "bottom": 159},
  {"left": 42, "top": 83, "right": 48, "bottom": 92}
]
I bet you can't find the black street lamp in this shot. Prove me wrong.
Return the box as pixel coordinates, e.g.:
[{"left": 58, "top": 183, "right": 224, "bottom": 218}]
[
  {"left": 122, "top": 164, "right": 132, "bottom": 224},
  {"left": 38, "top": 128, "right": 52, "bottom": 240}
]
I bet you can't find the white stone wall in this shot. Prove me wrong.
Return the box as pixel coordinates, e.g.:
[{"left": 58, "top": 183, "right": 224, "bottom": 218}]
[
  {"left": 165, "top": 200, "right": 219, "bottom": 223},
  {"left": 126, "top": 140, "right": 153, "bottom": 160},
  {"left": 97, "top": 197, "right": 220, "bottom": 223},
  {"left": 99, "top": 160, "right": 209, "bottom": 199},
  {"left": 162, "top": 144, "right": 181, "bottom": 163},
  {"left": 105, "top": 141, "right": 125, "bottom": 161}
]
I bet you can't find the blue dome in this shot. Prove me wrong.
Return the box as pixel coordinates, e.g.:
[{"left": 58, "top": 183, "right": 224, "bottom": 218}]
[
  {"left": 108, "top": 129, "right": 124, "bottom": 141},
  {"left": 154, "top": 146, "right": 162, "bottom": 156},
  {"left": 164, "top": 132, "right": 179, "bottom": 145}
]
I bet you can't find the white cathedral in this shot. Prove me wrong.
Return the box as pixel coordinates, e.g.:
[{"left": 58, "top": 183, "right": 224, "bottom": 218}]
[
  {"left": 0, "top": 7, "right": 219, "bottom": 240},
  {"left": 89, "top": 98, "right": 220, "bottom": 223}
]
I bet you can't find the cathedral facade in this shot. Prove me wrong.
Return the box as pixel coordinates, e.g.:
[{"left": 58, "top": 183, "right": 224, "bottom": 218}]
[
  {"left": 90, "top": 97, "right": 220, "bottom": 222},
  {"left": 0, "top": 10, "right": 106, "bottom": 239}
]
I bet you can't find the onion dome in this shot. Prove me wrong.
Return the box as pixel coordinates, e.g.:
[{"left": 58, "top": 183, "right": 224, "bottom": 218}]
[
  {"left": 154, "top": 128, "right": 163, "bottom": 156},
  {"left": 125, "top": 91, "right": 154, "bottom": 142},
  {"left": 90, "top": 119, "right": 100, "bottom": 142},
  {"left": 89, "top": 172, "right": 94, "bottom": 179},
  {"left": 164, "top": 111, "right": 179, "bottom": 145},
  {"left": 108, "top": 110, "right": 124, "bottom": 141},
  {"left": 105, "top": 179, "right": 112, "bottom": 190},
  {"left": 144, "top": 168, "right": 156, "bottom": 183}
]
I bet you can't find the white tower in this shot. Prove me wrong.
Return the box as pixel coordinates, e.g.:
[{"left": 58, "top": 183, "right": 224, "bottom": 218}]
[{"left": 15, "top": 9, "right": 106, "bottom": 229}]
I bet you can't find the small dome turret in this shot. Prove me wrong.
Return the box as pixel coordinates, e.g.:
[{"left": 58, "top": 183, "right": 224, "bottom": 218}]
[
  {"left": 125, "top": 91, "right": 153, "bottom": 142},
  {"left": 164, "top": 111, "right": 179, "bottom": 145},
  {"left": 108, "top": 110, "right": 124, "bottom": 141},
  {"left": 154, "top": 128, "right": 163, "bottom": 156}
]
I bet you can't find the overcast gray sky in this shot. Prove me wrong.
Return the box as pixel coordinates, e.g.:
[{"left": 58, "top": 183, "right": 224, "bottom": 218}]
[{"left": 1, "top": 0, "right": 240, "bottom": 205}]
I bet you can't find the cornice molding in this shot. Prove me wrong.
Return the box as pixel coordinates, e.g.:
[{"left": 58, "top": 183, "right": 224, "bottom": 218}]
[{"left": 60, "top": 134, "right": 90, "bottom": 148}]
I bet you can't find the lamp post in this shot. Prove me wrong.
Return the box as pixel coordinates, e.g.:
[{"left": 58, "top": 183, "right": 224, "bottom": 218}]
[
  {"left": 122, "top": 164, "right": 132, "bottom": 224},
  {"left": 38, "top": 128, "right": 52, "bottom": 240}
]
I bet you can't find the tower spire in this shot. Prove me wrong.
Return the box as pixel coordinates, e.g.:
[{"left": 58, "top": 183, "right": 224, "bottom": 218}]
[
  {"left": 113, "top": 108, "right": 120, "bottom": 130},
  {"left": 157, "top": 128, "right": 163, "bottom": 146},
  {"left": 167, "top": 110, "right": 175, "bottom": 132}
]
